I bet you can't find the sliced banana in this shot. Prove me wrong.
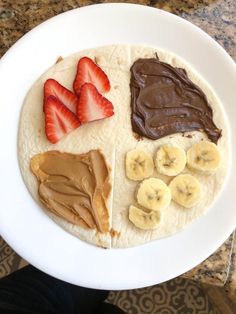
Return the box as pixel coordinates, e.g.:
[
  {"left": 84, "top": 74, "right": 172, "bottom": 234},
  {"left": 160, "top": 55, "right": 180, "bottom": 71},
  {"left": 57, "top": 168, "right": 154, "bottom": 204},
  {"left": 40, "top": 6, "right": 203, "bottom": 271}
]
[
  {"left": 129, "top": 205, "right": 161, "bottom": 230},
  {"left": 155, "top": 145, "right": 186, "bottom": 176},
  {"left": 169, "top": 174, "right": 202, "bottom": 208},
  {"left": 137, "top": 178, "right": 171, "bottom": 211},
  {"left": 187, "top": 141, "right": 221, "bottom": 174},
  {"left": 126, "top": 150, "right": 154, "bottom": 181}
]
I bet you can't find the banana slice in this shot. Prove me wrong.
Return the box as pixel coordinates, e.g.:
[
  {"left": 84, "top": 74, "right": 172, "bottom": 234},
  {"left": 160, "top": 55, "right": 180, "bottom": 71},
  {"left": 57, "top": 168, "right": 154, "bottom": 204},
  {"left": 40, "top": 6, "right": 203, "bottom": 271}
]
[
  {"left": 129, "top": 205, "right": 161, "bottom": 230},
  {"left": 137, "top": 178, "right": 171, "bottom": 211},
  {"left": 169, "top": 174, "right": 202, "bottom": 208},
  {"left": 155, "top": 145, "right": 186, "bottom": 176},
  {"left": 187, "top": 141, "right": 221, "bottom": 174},
  {"left": 126, "top": 150, "right": 154, "bottom": 181}
]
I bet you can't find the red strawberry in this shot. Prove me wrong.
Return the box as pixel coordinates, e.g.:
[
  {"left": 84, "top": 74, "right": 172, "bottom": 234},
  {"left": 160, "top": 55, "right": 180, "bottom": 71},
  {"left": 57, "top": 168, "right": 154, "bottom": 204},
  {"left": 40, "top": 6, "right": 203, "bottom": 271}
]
[
  {"left": 44, "top": 79, "right": 78, "bottom": 114},
  {"left": 73, "top": 57, "right": 110, "bottom": 95},
  {"left": 45, "top": 96, "right": 80, "bottom": 144},
  {"left": 77, "top": 83, "right": 114, "bottom": 123}
]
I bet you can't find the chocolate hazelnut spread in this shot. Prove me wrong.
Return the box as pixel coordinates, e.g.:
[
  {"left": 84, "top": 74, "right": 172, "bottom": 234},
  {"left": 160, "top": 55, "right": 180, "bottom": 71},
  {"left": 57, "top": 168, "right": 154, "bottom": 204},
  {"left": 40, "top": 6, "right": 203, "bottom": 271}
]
[
  {"left": 30, "top": 150, "right": 111, "bottom": 233},
  {"left": 130, "top": 57, "right": 221, "bottom": 143}
]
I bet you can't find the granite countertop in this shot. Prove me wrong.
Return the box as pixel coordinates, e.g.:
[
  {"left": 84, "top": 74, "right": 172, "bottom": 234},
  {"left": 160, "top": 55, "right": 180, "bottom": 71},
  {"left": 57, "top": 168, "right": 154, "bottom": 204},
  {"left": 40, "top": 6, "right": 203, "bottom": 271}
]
[{"left": 0, "top": 0, "right": 235, "bottom": 290}]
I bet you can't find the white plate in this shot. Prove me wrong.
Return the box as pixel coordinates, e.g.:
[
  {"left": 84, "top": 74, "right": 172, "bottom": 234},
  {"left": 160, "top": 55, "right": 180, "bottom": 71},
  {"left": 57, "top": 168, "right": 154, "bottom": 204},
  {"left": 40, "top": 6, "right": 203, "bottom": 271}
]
[{"left": 0, "top": 3, "right": 236, "bottom": 290}]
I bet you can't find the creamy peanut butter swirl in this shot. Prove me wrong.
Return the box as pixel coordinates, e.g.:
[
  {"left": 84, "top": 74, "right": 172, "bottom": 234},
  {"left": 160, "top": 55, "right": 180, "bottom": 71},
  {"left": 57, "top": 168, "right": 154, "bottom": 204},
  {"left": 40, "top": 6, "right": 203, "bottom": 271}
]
[{"left": 30, "top": 150, "right": 111, "bottom": 233}]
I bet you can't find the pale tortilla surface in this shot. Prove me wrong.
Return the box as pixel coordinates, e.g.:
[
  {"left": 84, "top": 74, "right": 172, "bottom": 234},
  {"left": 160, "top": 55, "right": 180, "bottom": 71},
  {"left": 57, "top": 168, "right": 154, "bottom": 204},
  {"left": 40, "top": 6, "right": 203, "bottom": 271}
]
[{"left": 18, "top": 45, "right": 229, "bottom": 248}]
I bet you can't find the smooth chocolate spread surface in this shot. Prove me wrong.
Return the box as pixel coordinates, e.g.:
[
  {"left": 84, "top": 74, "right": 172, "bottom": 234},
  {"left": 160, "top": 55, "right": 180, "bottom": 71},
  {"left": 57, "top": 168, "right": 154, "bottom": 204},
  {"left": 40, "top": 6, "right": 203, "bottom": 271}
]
[
  {"left": 130, "top": 58, "right": 221, "bottom": 143},
  {"left": 30, "top": 150, "right": 111, "bottom": 233}
]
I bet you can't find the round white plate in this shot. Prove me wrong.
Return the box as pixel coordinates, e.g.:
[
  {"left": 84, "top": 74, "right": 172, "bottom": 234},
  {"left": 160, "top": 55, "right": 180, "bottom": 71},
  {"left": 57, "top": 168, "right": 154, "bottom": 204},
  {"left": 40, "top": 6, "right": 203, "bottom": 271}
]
[{"left": 0, "top": 4, "right": 235, "bottom": 290}]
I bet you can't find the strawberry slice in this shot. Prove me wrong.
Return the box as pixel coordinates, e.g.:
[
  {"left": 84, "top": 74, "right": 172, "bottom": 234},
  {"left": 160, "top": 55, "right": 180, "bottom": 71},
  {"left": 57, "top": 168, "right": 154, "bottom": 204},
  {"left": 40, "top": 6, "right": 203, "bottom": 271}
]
[
  {"left": 73, "top": 57, "right": 110, "bottom": 95},
  {"left": 44, "top": 79, "right": 78, "bottom": 114},
  {"left": 77, "top": 83, "right": 114, "bottom": 123},
  {"left": 45, "top": 96, "right": 80, "bottom": 144}
]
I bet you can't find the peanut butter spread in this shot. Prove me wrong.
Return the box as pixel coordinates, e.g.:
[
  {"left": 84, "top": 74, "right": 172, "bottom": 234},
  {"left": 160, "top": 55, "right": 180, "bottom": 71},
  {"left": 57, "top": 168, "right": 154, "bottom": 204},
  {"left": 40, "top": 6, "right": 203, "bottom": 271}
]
[{"left": 30, "top": 150, "right": 111, "bottom": 233}]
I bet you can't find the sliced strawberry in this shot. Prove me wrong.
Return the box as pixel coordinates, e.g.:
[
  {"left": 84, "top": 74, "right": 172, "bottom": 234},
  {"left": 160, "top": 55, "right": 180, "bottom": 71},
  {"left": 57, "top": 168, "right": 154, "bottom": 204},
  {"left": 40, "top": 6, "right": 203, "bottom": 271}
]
[
  {"left": 45, "top": 96, "right": 80, "bottom": 144},
  {"left": 77, "top": 83, "right": 114, "bottom": 123},
  {"left": 44, "top": 79, "right": 78, "bottom": 114},
  {"left": 73, "top": 57, "right": 110, "bottom": 95}
]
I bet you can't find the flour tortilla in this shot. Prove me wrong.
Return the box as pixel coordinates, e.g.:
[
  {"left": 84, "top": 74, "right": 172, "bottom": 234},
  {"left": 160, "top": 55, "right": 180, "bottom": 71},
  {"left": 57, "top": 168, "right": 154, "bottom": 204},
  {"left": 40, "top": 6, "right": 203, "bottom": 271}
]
[{"left": 18, "top": 45, "right": 229, "bottom": 248}]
